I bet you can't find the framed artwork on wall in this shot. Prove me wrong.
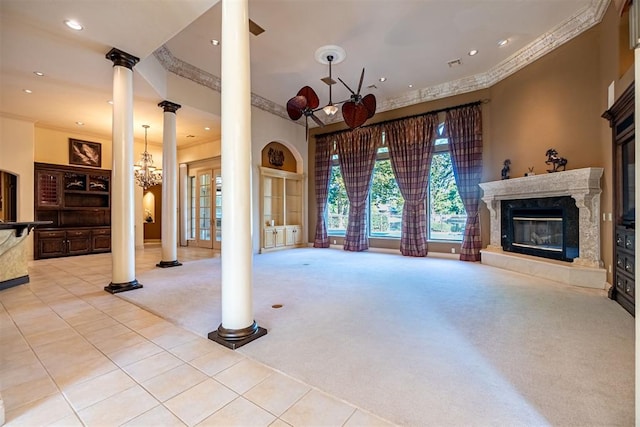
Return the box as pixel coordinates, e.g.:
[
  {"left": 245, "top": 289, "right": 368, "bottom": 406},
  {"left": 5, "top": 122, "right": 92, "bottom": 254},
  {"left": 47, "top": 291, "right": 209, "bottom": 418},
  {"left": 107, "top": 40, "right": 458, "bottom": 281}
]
[{"left": 69, "top": 138, "right": 101, "bottom": 168}]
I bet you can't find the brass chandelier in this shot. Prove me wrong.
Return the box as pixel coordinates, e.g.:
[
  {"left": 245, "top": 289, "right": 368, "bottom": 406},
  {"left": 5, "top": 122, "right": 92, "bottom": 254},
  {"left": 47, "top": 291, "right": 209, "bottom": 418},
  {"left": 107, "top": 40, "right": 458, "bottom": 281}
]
[{"left": 133, "top": 125, "right": 162, "bottom": 189}]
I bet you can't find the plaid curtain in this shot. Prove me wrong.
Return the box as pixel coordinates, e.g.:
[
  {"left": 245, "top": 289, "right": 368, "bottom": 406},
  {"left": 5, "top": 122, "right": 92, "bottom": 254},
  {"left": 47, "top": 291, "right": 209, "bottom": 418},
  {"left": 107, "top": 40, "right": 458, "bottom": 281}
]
[
  {"left": 386, "top": 115, "right": 438, "bottom": 257},
  {"left": 445, "top": 105, "right": 483, "bottom": 261},
  {"left": 313, "top": 135, "right": 333, "bottom": 247},
  {"left": 337, "top": 126, "right": 382, "bottom": 251}
]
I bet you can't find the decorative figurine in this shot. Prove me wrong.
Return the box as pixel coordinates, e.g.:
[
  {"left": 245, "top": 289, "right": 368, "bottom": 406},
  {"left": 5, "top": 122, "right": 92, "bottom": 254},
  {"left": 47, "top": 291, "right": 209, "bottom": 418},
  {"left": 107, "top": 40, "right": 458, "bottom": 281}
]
[
  {"left": 501, "top": 159, "right": 511, "bottom": 180},
  {"left": 545, "top": 148, "right": 568, "bottom": 173},
  {"left": 525, "top": 166, "right": 535, "bottom": 177}
]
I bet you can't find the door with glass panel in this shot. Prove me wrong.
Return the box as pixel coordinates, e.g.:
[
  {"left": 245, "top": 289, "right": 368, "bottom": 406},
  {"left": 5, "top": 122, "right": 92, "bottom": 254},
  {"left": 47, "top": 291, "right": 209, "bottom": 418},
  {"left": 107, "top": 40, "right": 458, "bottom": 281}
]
[
  {"left": 213, "top": 169, "right": 222, "bottom": 250},
  {"left": 196, "top": 170, "right": 213, "bottom": 248}
]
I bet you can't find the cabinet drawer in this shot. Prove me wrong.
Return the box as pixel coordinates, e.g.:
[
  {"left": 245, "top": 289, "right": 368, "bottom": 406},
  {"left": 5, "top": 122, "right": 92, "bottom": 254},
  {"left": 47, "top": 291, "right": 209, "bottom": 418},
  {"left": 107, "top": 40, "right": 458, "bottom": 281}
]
[
  {"left": 617, "top": 252, "right": 635, "bottom": 278},
  {"left": 38, "top": 230, "right": 66, "bottom": 239},
  {"left": 92, "top": 228, "right": 110, "bottom": 236},
  {"left": 67, "top": 230, "right": 90, "bottom": 237}
]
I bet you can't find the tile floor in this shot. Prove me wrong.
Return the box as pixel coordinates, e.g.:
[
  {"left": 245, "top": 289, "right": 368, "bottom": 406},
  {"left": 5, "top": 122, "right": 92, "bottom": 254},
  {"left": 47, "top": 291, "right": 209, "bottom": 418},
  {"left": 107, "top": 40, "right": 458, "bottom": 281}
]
[{"left": 1, "top": 246, "right": 393, "bottom": 426}]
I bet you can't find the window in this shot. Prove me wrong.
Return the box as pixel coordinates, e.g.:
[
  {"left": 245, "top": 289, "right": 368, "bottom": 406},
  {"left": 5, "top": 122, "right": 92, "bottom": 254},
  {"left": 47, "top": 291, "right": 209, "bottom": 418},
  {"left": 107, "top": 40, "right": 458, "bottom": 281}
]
[
  {"left": 428, "top": 124, "right": 466, "bottom": 241},
  {"left": 327, "top": 154, "right": 348, "bottom": 236},
  {"left": 369, "top": 147, "right": 403, "bottom": 238},
  {"left": 326, "top": 124, "right": 466, "bottom": 241}
]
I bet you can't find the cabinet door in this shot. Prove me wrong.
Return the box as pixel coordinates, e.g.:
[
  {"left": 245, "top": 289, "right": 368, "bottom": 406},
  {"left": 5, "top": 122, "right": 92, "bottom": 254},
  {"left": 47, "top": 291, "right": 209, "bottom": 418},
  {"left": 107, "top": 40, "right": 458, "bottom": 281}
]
[
  {"left": 36, "top": 170, "right": 62, "bottom": 208},
  {"left": 36, "top": 230, "right": 66, "bottom": 258},
  {"left": 264, "top": 227, "right": 275, "bottom": 249},
  {"left": 285, "top": 227, "right": 296, "bottom": 246},
  {"left": 274, "top": 226, "right": 286, "bottom": 247},
  {"left": 92, "top": 228, "right": 111, "bottom": 253},
  {"left": 293, "top": 226, "right": 303, "bottom": 245},
  {"left": 66, "top": 230, "right": 91, "bottom": 255}
]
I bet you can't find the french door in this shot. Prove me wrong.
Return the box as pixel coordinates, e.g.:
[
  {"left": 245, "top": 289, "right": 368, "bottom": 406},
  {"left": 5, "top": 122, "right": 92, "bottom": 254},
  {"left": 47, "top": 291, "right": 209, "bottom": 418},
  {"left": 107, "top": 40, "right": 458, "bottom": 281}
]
[
  {"left": 214, "top": 169, "right": 222, "bottom": 250},
  {"left": 196, "top": 170, "right": 213, "bottom": 248}
]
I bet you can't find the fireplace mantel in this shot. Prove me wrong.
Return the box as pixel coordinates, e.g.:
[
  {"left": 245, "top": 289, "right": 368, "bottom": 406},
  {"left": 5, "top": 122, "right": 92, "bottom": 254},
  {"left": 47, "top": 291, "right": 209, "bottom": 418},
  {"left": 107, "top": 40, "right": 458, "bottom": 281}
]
[{"left": 479, "top": 167, "right": 606, "bottom": 289}]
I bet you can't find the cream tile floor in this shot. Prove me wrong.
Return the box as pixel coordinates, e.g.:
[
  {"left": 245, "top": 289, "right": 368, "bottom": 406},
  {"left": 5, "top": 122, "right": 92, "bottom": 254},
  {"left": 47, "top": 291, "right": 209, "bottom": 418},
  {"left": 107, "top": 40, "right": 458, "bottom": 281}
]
[{"left": 1, "top": 246, "right": 393, "bottom": 426}]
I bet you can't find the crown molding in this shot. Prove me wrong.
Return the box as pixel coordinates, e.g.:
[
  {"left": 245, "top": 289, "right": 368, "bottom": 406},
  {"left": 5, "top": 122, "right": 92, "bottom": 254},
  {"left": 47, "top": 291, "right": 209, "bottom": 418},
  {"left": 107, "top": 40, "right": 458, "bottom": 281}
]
[
  {"left": 153, "top": 46, "right": 294, "bottom": 123},
  {"left": 155, "top": 0, "right": 610, "bottom": 127}
]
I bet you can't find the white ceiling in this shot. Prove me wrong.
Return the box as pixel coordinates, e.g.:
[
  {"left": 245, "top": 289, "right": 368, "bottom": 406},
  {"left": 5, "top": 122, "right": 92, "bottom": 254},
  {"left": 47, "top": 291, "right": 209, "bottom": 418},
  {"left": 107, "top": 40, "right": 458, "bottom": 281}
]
[{"left": 0, "top": 0, "right": 608, "bottom": 148}]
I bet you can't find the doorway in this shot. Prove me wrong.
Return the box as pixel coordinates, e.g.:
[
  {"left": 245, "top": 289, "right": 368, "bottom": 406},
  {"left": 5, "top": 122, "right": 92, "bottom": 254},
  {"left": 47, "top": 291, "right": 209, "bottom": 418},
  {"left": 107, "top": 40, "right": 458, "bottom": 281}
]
[{"left": 0, "top": 171, "right": 17, "bottom": 222}]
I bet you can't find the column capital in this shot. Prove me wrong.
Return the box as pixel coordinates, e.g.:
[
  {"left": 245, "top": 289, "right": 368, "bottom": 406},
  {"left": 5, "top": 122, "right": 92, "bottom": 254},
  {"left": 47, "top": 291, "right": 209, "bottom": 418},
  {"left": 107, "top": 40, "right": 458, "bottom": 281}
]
[
  {"left": 105, "top": 48, "right": 139, "bottom": 69},
  {"left": 158, "top": 100, "right": 182, "bottom": 114}
]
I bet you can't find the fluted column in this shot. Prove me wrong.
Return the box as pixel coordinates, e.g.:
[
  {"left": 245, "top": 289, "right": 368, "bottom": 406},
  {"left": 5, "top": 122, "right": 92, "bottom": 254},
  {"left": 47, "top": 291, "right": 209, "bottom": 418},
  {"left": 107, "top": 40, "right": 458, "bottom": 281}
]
[
  {"left": 157, "top": 100, "right": 182, "bottom": 268},
  {"left": 104, "top": 48, "right": 142, "bottom": 294},
  {"left": 208, "top": 0, "right": 266, "bottom": 349}
]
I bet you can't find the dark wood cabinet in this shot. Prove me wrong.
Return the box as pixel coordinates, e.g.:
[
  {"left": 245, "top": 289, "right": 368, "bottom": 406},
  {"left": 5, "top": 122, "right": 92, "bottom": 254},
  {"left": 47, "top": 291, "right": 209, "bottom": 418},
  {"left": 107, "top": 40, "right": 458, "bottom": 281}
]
[
  {"left": 603, "top": 83, "right": 635, "bottom": 316},
  {"left": 34, "top": 163, "right": 111, "bottom": 260}
]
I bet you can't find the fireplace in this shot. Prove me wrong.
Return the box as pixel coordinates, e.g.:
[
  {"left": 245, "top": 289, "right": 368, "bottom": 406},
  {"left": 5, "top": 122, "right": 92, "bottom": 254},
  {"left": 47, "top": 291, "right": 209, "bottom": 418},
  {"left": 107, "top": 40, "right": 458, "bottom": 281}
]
[
  {"left": 479, "top": 168, "right": 606, "bottom": 289},
  {"left": 501, "top": 197, "right": 579, "bottom": 262}
]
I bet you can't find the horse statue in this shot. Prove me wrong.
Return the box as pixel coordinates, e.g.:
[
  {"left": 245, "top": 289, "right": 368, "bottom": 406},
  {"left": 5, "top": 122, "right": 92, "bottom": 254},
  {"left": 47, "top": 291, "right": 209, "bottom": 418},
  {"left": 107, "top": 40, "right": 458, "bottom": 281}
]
[{"left": 545, "top": 149, "right": 567, "bottom": 173}]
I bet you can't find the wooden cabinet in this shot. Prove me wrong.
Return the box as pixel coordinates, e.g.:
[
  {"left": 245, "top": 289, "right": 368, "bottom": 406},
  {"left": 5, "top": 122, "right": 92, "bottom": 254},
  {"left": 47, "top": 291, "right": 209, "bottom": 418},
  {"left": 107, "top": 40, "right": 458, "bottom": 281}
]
[
  {"left": 260, "top": 167, "right": 304, "bottom": 252},
  {"left": 603, "top": 83, "right": 635, "bottom": 315},
  {"left": 34, "top": 163, "right": 111, "bottom": 260}
]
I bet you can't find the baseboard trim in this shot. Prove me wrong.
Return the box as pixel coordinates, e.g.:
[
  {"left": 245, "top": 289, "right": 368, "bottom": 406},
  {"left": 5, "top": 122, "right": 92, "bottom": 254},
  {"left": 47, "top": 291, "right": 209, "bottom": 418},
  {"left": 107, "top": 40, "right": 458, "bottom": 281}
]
[{"left": 0, "top": 275, "right": 29, "bottom": 291}]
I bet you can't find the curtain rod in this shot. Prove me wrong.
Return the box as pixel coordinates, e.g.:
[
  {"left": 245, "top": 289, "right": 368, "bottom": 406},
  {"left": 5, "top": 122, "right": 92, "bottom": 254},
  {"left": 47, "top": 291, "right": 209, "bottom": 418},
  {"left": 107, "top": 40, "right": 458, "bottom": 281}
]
[{"left": 313, "top": 99, "right": 489, "bottom": 139}]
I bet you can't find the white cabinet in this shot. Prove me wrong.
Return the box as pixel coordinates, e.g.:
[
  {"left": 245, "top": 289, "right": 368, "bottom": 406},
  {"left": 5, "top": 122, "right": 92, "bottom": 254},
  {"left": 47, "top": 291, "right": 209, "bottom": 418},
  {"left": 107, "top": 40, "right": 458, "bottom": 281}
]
[
  {"left": 286, "top": 225, "right": 303, "bottom": 246},
  {"left": 260, "top": 167, "right": 304, "bottom": 252},
  {"left": 264, "top": 226, "right": 286, "bottom": 249}
]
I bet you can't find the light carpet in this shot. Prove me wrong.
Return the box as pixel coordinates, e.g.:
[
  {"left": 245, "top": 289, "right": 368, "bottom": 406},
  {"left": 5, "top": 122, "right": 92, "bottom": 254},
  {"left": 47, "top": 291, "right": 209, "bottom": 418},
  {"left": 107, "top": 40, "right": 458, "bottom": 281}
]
[{"left": 118, "top": 248, "right": 634, "bottom": 426}]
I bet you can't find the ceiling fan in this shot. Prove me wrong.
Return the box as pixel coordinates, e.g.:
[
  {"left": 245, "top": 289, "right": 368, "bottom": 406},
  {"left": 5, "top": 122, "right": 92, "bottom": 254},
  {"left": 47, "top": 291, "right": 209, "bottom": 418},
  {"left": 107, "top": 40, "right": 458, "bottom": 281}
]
[
  {"left": 286, "top": 86, "right": 325, "bottom": 137},
  {"left": 338, "top": 68, "right": 376, "bottom": 129},
  {"left": 285, "top": 45, "right": 377, "bottom": 133}
]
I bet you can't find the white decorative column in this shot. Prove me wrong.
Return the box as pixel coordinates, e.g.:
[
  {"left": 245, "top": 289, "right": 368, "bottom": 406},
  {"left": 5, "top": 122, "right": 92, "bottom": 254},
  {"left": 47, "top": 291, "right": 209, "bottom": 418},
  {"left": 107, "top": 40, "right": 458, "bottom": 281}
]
[
  {"left": 104, "top": 48, "right": 142, "bottom": 294},
  {"left": 157, "top": 100, "right": 182, "bottom": 268},
  {"left": 208, "top": 0, "right": 266, "bottom": 349}
]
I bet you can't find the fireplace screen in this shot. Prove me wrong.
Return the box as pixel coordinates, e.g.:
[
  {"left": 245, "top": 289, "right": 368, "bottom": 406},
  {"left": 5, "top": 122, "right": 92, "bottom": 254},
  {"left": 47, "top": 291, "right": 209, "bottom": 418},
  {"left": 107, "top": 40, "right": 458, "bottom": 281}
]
[
  {"left": 501, "top": 197, "right": 579, "bottom": 262},
  {"left": 512, "top": 216, "right": 563, "bottom": 253}
]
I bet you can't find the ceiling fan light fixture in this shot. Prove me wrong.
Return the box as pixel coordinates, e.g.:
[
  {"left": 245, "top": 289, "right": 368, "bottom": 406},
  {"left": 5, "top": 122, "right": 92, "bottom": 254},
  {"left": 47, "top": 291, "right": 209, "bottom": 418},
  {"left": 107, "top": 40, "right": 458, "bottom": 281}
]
[{"left": 323, "top": 104, "right": 339, "bottom": 116}]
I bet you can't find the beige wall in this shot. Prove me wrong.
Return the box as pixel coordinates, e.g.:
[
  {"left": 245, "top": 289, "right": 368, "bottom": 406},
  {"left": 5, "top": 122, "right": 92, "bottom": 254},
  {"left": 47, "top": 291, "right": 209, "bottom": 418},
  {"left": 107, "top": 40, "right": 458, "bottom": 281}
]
[
  {"left": 0, "top": 116, "right": 36, "bottom": 258},
  {"left": 34, "top": 127, "right": 113, "bottom": 168},
  {"left": 307, "top": 3, "right": 627, "bottom": 282}
]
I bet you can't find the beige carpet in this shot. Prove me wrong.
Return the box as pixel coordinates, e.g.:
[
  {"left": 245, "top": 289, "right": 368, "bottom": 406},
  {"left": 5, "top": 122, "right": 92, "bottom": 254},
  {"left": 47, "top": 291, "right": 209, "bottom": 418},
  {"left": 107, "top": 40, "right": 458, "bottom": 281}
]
[{"left": 118, "top": 248, "right": 634, "bottom": 426}]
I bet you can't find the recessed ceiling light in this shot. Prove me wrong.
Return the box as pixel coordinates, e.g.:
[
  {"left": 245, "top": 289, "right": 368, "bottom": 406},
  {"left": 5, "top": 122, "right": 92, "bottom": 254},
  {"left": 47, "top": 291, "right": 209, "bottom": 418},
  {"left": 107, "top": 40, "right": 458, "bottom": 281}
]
[
  {"left": 379, "top": 77, "right": 387, "bottom": 82},
  {"left": 408, "top": 84, "right": 413, "bottom": 88},
  {"left": 468, "top": 49, "right": 478, "bottom": 56},
  {"left": 23, "top": 89, "right": 32, "bottom": 94},
  {"left": 211, "top": 39, "right": 220, "bottom": 46},
  {"left": 204, "top": 127, "right": 211, "bottom": 131},
  {"left": 34, "top": 71, "right": 44, "bottom": 76},
  {"left": 76, "top": 121, "right": 84, "bottom": 126},
  {"left": 64, "top": 19, "right": 83, "bottom": 31},
  {"left": 107, "top": 100, "right": 113, "bottom": 105},
  {"left": 498, "top": 39, "right": 509, "bottom": 47}
]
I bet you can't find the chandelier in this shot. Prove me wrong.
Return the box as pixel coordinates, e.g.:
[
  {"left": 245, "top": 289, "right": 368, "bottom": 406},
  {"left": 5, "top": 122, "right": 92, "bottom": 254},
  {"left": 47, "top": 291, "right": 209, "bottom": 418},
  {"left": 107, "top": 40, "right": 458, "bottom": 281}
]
[{"left": 133, "top": 124, "right": 162, "bottom": 189}]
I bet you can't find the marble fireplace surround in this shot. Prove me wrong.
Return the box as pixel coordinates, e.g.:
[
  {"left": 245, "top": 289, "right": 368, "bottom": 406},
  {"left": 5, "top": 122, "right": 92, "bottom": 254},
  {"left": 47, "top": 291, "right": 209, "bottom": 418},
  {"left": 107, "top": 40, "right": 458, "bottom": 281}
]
[{"left": 479, "top": 168, "right": 606, "bottom": 289}]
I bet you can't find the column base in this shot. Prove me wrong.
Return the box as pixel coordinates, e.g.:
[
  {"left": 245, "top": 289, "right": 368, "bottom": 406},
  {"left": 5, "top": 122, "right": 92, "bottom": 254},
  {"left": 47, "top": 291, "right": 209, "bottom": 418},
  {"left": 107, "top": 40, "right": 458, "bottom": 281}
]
[
  {"left": 208, "top": 321, "right": 267, "bottom": 350},
  {"left": 156, "top": 260, "right": 183, "bottom": 268},
  {"left": 104, "top": 279, "right": 143, "bottom": 294}
]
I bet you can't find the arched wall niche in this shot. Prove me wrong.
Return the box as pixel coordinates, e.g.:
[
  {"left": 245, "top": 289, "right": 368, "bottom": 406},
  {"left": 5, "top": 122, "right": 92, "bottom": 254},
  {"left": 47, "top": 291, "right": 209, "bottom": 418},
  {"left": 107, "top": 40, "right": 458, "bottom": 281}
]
[{"left": 260, "top": 141, "right": 300, "bottom": 173}]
